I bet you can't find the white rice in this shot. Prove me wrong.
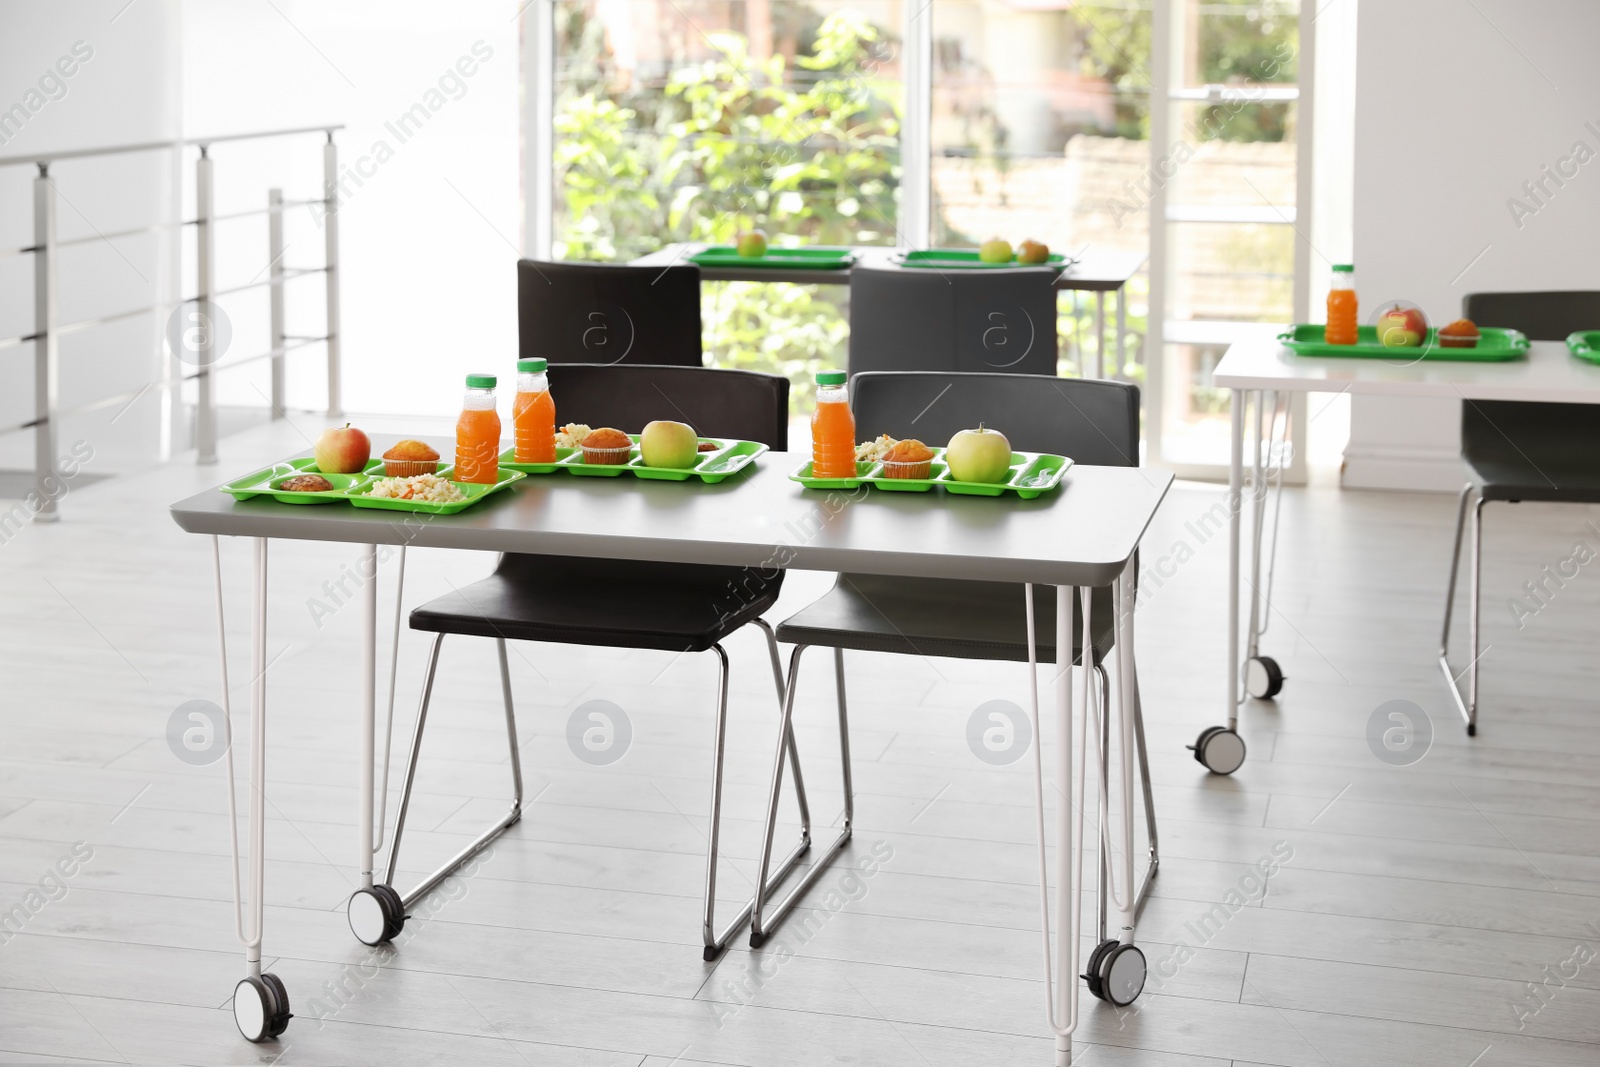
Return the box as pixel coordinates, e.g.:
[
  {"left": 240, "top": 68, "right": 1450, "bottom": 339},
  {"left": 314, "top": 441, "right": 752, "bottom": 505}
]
[{"left": 367, "top": 474, "right": 467, "bottom": 503}]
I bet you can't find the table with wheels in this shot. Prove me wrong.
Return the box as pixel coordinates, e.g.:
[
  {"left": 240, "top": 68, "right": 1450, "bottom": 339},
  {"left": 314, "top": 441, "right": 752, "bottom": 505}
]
[
  {"left": 631, "top": 243, "right": 1147, "bottom": 379},
  {"left": 1199, "top": 337, "right": 1600, "bottom": 774},
  {"left": 172, "top": 447, "right": 1170, "bottom": 1063}
]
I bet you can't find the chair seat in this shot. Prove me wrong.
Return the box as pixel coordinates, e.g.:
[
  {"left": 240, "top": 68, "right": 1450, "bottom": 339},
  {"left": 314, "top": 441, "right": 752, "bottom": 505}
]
[
  {"left": 410, "top": 553, "right": 783, "bottom": 653},
  {"left": 774, "top": 573, "right": 1115, "bottom": 665},
  {"left": 1466, "top": 452, "right": 1600, "bottom": 504}
]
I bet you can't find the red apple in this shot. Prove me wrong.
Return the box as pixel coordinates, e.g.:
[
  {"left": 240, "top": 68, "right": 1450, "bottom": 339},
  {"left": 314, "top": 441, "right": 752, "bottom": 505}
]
[
  {"left": 1017, "top": 239, "right": 1050, "bottom": 265},
  {"left": 313, "top": 424, "right": 371, "bottom": 474},
  {"left": 1375, "top": 305, "right": 1427, "bottom": 348}
]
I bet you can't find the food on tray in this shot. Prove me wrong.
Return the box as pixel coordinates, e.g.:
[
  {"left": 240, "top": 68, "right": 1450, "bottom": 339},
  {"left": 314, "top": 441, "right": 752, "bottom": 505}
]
[
  {"left": 1439, "top": 318, "right": 1481, "bottom": 348},
  {"left": 736, "top": 229, "right": 768, "bottom": 258},
  {"left": 1016, "top": 239, "right": 1050, "bottom": 265},
  {"left": 945, "top": 425, "right": 1013, "bottom": 483},
  {"left": 383, "top": 439, "right": 441, "bottom": 477},
  {"left": 640, "top": 420, "right": 699, "bottom": 469},
  {"left": 978, "top": 237, "right": 1014, "bottom": 264},
  {"left": 367, "top": 474, "right": 466, "bottom": 503},
  {"left": 279, "top": 474, "right": 334, "bottom": 493},
  {"left": 313, "top": 424, "right": 370, "bottom": 474},
  {"left": 580, "top": 426, "right": 633, "bottom": 464},
  {"left": 880, "top": 438, "right": 936, "bottom": 479},
  {"left": 1375, "top": 304, "right": 1427, "bottom": 348},
  {"left": 698, "top": 440, "right": 720, "bottom": 452},
  {"left": 556, "top": 423, "right": 592, "bottom": 449},
  {"left": 855, "top": 434, "right": 899, "bottom": 463}
]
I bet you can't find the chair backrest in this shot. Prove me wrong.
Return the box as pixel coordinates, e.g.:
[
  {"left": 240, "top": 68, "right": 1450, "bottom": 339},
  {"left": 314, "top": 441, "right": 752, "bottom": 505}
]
[
  {"left": 1459, "top": 291, "right": 1600, "bottom": 460},
  {"left": 547, "top": 364, "right": 789, "bottom": 450},
  {"left": 518, "top": 259, "right": 703, "bottom": 366},
  {"left": 848, "top": 263, "right": 1059, "bottom": 377},
  {"left": 850, "top": 371, "right": 1138, "bottom": 467}
]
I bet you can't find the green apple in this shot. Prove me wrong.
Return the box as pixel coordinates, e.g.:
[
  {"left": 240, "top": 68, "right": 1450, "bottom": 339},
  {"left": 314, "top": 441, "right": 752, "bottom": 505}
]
[
  {"left": 1017, "top": 239, "right": 1050, "bottom": 265},
  {"left": 945, "top": 425, "right": 1013, "bottom": 483},
  {"left": 640, "top": 420, "right": 700, "bottom": 468},
  {"left": 736, "top": 230, "right": 768, "bottom": 257},
  {"left": 978, "top": 238, "right": 1014, "bottom": 264}
]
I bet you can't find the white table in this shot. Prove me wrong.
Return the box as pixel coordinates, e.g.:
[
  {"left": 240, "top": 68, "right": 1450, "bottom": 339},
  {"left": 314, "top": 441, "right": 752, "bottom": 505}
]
[
  {"left": 1201, "top": 338, "right": 1600, "bottom": 770},
  {"left": 172, "top": 446, "right": 1171, "bottom": 1063}
]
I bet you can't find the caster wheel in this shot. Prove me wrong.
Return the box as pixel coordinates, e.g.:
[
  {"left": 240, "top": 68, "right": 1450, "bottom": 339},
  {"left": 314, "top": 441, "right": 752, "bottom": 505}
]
[
  {"left": 348, "top": 884, "right": 406, "bottom": 946},
  {"left": 1189, "top": 726, "right": 1246, "bottom": 775},
  {"left": 1083, "top": 938, "right": 1146, "bottom": 1007},
  {"left": 1244, "top": 655, "right": 1284, "bottom": 700},
  {"left": 234, "top": 973, "right": 292, "bottom": 1042}
]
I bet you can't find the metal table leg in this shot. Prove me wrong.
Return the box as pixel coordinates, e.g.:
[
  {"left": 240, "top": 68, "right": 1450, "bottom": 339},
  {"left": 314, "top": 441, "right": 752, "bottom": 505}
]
[
  {"left": 1094, "top": 291, "right": 1107, "bottom": 379},
  {"left": 1189, "top": 389, "right": 1249, "bottom": 774}
]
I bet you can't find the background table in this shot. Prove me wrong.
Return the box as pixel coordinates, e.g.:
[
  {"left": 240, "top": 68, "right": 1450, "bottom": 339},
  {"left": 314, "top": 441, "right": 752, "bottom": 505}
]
[
  {"left": 1205, "top": 338, "right": 1600, "bottom": 769},
  {"left": 172, "top": 445, "right": 1172, "bottom": 1061},
  {"left": 631, "top": 243, "right": 1148, "bottom": 378}
]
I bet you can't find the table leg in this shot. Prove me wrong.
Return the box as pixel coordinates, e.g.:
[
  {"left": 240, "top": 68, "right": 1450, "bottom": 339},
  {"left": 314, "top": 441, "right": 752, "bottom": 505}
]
[
  {"left": 359, "top": 543, "right": 377, "bottom": 891},
  {"left": 1189, "top": 390, "right": 1249, "bottom": 774},
  {"left": 1094, "top": 291, "right": 1106, "bottom": 379}
]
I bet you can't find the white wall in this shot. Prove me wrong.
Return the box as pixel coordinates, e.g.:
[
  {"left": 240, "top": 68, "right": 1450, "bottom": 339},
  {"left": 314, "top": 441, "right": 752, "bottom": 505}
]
[{"left": 1347, "top": 0, "right": 1600, "bottom": 490}]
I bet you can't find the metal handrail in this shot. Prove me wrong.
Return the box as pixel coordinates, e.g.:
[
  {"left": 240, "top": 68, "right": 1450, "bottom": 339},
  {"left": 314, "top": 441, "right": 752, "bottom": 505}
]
[
  {"left": 1, "top": 199, "right": 333, "bottom": 258},
  {"left": 0, "top": 125, "right": 344, "bottom": 169}
]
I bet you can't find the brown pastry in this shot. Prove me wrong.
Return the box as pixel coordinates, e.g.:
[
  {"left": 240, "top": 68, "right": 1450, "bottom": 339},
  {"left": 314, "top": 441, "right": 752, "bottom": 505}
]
[
  {"left": 279, "top": 474, "right": 334, "bottom": 493},
  {"left": 880, "top": 438, "right": 935, "bottom": 479},
  {"left": 383, "top": 439, "right": 440, "bottom": 477},
  {"left": 698, "top": 440, "right": 720, "bottom": 452},
  {"left": 581, "top": 427, "right": 633, "bottom": 464},
  {"left": 1439, "top": 318, "right": 1481, "bottom": 349}
]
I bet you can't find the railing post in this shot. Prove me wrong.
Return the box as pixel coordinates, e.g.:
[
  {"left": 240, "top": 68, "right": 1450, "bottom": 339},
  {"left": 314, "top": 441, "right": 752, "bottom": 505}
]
[
  {"left": 195, "top": 146, "right": 217, "bottom": 464},
  {"left": 323, "top": 132, "right": 342, "bottom": 418},
  {"left": 268, "top": 187, "right": 285, "bottom": 418},
  {"left": 33, "top": 164, "right": 59, "bottom": 522}
]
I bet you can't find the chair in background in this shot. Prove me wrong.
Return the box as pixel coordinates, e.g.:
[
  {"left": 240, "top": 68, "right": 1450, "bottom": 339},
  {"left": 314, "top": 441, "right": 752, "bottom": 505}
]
[
  {"left": 518, "top": 259, "right": 703, "bottom": 366},
  {"left": 1441, "top": 291, "right": 1600, "bottom": 735},
  {"left": 747, "top": 370, "right": 1160, "bottom": 1008},
  {"left": 348, "top": 365, "right": 815, "bottom": 962},
  {"left": 847, "top": 263, "right": 1059, "bottom": 377}
]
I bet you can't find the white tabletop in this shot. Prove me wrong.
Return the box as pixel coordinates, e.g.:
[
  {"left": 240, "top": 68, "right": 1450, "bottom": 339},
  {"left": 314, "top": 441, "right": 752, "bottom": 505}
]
[{"left": 1213, "top": 338, "right": 1600, "bottom": 403}]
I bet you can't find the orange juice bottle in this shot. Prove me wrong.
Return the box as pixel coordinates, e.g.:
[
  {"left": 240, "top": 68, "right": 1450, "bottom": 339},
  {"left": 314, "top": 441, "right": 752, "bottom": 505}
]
[
  {"left": 513, "top": 358, "right": 557, "bottom": 463},
  {"left": 1326, "top": 264, "right": 1358, "bottom": 345},
  {"left": 812, "top": 370, "right": 856, "bottom": 479},
  {"left": 455, "top": 373, "right": 501, "bottom": 484}
]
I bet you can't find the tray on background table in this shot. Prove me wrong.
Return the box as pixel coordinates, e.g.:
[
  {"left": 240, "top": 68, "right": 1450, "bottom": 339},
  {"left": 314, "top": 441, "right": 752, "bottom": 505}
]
[
  {"left": 893, "top": 249, "right": 1074, "bottom": 271},
  {"left": 791, "top": 449, "right": 1072, "bottom": 500},
  {"left": 688, "top": 246, "right": 857, "bottom": 270},
  {"left": 1278, "top": 323, "right": 1529, "bottom": 362},
  {"left": 501, "top": 436, "right": 766, "bottom": 484},
  {"left": 1565, "top": 331, "right": 1600, "bottom": 365}
]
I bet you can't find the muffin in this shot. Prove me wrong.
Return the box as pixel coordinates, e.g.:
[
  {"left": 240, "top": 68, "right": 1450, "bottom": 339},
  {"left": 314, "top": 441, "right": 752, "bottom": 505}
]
[
  {"left": 879, "top": 438, "right": 935, "bottom": 479},
  {"left": 383, "top": 439, "right": 440, "bottom": 477},
  {"left": 581, "top": 427, "right": 633, "bottom": 465},
  {"left": 1439, "top": 318, "right": 1480, "bottom": 349}
]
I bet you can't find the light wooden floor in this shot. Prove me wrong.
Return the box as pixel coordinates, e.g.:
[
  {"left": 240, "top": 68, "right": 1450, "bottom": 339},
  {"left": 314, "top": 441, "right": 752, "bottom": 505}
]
[{"left": 3, "top": 417, "right": 1600, "bottom": 1066}]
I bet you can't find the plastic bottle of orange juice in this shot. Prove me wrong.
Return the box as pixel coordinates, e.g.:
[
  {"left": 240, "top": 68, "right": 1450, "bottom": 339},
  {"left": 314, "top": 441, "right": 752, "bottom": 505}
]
[
  {"left": 513, "top": 358, "right": 556, "bottom": 463},
  {"left": 455, "top": 373, "right": 501, "bottom": 484},
  {"left": 1326, "top": 264, "right": 1358, "bottom": 345},
  {"left": 812, "top": 370, "right": 856, "bottom": 479}
]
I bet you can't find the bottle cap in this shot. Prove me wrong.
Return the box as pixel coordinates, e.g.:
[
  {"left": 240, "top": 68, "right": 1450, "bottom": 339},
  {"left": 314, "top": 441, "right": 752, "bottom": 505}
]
[
  {"left": 816, "top": 370, "right": 847, "bottom": 386},
  {"left": 466, "top": 374, "right": 497, "bottom": 389},
  {"left": 518, "top": 359, "right": 548, "bottom": 373},
  {"left": 1332, "top": 264, "right": 1354, "bottom": 272}
]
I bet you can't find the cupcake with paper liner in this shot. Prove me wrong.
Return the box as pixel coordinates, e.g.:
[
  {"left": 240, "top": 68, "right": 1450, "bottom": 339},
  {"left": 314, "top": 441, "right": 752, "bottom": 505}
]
[
  {"left": 382, "top": 439, "right": 440, "bottom": 477},
  {"left": 580, "top": 427, "right": 633, "bottom": 465},
  {"left": 879, "top": 438, "right": 935, "bottom": 479}
]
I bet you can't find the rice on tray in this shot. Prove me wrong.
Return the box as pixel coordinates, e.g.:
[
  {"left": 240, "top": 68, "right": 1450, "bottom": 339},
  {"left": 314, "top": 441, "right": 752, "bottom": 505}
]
[{"left": 367, "top": 473, "right": 466, "bottom": 503}]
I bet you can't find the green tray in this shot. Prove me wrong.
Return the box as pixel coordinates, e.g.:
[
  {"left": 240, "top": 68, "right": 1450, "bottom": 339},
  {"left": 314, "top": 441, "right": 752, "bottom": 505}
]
[
  {"left": 688, "top": 246, "right": 857, "bottom": 270},
  {"left": 221, "top": 457, "right": 384, "bottom": 503},
  {"left": 498, "top": 446, "right": 580, "bottom": 474},
  {"left": 1279, "top": 324, "right": 1529, "bottom": 361},
  {"left": 791, "top": 450, "right": 1072, "bottom": 500},
  {"left": 1565, "top": 331, "right": 1600, "bottom": 364},
  {"left": 894, "top": 249, "right": 1072, "bottom": 271},
  {"left": 542, "top": 436, "right": 767, "bottom": 484},
  {"left": 345, "top": 466, "right": 525, "bottom": 514}
]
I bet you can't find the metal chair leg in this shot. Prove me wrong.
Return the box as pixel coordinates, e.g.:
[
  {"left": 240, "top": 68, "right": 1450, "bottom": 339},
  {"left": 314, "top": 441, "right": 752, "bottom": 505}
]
[
  {"left": 385, "top": 634, "right": 524, "bottom": 910},
  {"left": 700, "top": 625, "right": 815, "bottom": 960},
  {"left": 1438, "top": 485, "right": 1484, "bottom": 736},
  {"left": 749, "top": 644, "right": 855, "bottom": 948}
]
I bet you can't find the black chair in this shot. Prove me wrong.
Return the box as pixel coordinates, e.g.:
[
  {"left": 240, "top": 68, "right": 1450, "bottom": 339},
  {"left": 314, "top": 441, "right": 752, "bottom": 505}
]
[
  {"left": 847, "top": 262, "right": 1059, "bottom": 377},
  {"left": 747, "top": 371, "right": 1159, "bottom": 1003},
  {"left": 518, "top": 259, "right": 703, "bottom": 366},
  {"left": 349, "top": 366, "right": 815, "bottom": 962},
  {"left": 1441, "top": 291, "right": 1600, "bottom": 734}
]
